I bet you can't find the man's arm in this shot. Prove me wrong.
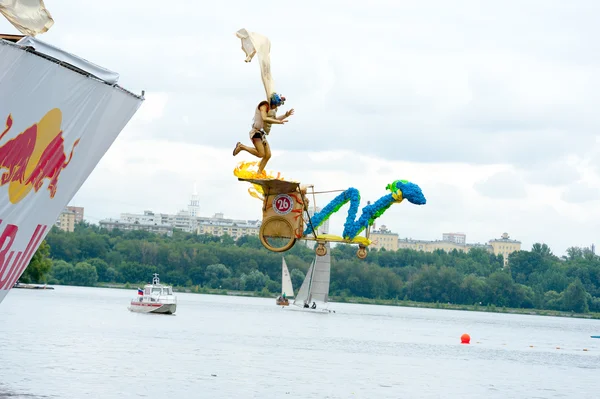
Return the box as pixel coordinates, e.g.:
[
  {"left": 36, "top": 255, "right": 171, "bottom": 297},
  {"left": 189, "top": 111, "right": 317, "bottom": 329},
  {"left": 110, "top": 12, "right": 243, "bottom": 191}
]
[
  {"left": 276, "top": 108, "right": 294, "bottom": 120},
  {"left": 260, "top": 107, "right": 285, "bottom": 124}
]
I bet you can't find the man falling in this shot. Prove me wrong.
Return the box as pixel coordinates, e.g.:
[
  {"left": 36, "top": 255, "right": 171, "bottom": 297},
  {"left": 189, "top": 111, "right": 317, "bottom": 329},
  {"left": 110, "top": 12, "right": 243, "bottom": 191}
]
[
  {"left": 232, "top": 28, "right": 294, "bottom": 176},
  {"left": 233, "top": 93, "right": 294, "bottom": 175}
]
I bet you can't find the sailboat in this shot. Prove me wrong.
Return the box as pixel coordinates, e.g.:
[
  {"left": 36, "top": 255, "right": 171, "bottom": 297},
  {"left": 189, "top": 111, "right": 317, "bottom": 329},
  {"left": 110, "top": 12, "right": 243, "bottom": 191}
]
[
  {"left": 292, "top": 243, "right": 332, "bottom": 313},
  {"left": 276, "top": 257, "right": 294, "bottom": 306}
]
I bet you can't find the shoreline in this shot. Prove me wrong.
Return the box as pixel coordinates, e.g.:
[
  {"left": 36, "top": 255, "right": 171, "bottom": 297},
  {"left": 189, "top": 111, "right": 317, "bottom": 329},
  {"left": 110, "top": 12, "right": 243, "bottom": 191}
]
[{"left": 78, "top": 282, "right": 600, "bottom": 320}]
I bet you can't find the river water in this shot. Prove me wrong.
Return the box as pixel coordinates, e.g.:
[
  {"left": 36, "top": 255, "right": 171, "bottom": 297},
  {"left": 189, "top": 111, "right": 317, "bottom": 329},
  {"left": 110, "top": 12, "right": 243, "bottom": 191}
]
[{"left": 0, "top": 286, "right": 599, "bottom": 398}]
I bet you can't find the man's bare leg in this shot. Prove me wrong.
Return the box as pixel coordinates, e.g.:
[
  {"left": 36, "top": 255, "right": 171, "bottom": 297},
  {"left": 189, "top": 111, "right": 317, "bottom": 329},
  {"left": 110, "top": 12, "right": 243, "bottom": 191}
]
[
  {"left": 234, "top": 139, "right": 265, "bottom": 158},
  {"left": 257, "top": 140, "right": 271, "bottom": 174}
]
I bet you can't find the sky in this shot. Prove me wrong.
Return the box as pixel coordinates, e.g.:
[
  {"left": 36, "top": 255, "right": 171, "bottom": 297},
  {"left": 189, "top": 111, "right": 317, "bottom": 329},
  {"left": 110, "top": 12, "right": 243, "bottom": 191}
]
[{"left": 2, "top": 0, "right": 599, "bottom": 256}]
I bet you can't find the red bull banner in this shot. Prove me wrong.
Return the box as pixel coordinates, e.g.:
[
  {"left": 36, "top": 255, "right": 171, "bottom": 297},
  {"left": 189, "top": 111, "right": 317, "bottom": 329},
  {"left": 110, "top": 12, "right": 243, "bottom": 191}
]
[{"left": 0, "top": 38, "right": 144, "bottom": 305}]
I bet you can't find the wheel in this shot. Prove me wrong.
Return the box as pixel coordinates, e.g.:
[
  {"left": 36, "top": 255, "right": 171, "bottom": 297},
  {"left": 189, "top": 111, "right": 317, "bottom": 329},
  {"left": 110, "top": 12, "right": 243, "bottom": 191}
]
[
  {"left": 315, "top": 242, "right": 327, "bottom": 256},
  {"left": 357, "top": 246, "right": 367, "bottom": 259},
  {"left": 259, "top": 216, "right": 297, "bottom": 252}
]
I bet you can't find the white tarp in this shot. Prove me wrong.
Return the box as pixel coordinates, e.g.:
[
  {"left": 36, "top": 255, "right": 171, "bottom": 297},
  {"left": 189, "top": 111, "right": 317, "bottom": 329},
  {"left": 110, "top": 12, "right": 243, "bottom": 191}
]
[
  {"left": 0, "top": 39, "right": 143, "bottom": 305},
  {"left": 235, "top": 28, "right": 274, "bottom": 101},
  {"left": 0, "top": 0, "right": 54, "bottom": 36},
  {"left": 17, "top": 36, "right": 120, "bottom": 84}
]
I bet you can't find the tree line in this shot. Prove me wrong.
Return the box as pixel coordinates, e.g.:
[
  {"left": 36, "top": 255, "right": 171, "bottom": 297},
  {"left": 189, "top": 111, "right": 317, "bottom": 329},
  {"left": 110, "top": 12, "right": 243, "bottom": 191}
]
[{"left": 20, "top": 222, "right": 599, "bottom": 313}]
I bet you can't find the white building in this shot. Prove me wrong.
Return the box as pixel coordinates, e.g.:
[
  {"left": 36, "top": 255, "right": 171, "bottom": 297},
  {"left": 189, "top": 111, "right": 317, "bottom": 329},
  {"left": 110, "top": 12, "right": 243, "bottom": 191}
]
[
  {"left": 443, "top": 232, "right": 466, "bottom": 245},
  {"left": 188, "top": 182, "right": 200, "bottom": 217},
  {"left": 99, "top": 218, "right": 174, "bottom": 236},
  {"left": 55, "top": 209, "right": 76, "bottom": 232},
  {"left": 100, "top": 185, "right": 261, "bottom": 239},
  {"left": 118, "top": 184, "right": 201, "bottom": 233},
  {"left": 197, "top": 213, "right": 261, "bottom": 239}
]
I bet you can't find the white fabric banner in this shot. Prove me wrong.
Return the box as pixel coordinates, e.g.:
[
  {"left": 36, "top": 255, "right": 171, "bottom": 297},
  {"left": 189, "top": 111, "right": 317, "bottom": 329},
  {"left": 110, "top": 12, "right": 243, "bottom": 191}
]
[
  {"left": 235, "top": 28, "right": 274, "bottom": 101},
  {"left": 17, "top": 36, "right": 120, "bottom": 84},
  {"left": 0, "top": 0, "right": 54, "bottom": 36},
  {"left": 0, "top": 40, "right": 143, "bottom": 304}
]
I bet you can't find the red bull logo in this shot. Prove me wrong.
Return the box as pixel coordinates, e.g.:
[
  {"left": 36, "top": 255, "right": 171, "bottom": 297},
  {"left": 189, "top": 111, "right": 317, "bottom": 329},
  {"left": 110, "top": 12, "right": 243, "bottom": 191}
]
[
  {"left": 0, "top": 108, "right": 80, "bottom": 204},
  {"left": 0, "top": 221, "right": 47, "bottom": 290}
]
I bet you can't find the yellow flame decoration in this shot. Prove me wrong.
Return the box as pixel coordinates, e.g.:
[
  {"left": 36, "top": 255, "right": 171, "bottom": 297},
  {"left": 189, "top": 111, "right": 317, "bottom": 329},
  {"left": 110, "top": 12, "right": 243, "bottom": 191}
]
[{"left": 233, "top": 161, "right": 293, "bottom": 200}]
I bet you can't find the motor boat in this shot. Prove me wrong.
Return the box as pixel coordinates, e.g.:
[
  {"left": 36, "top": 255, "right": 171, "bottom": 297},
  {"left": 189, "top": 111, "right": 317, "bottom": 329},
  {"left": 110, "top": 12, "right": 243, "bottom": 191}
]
[{"left": 128, "top": 273, "right": 177, "bottom": 314}]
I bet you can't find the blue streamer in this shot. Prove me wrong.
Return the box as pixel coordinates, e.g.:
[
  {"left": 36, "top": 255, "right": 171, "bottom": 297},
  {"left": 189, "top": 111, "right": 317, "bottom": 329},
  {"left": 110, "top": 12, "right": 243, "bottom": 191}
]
[{"left": 303, "top": 179, "right": 426, "bottom": 240}]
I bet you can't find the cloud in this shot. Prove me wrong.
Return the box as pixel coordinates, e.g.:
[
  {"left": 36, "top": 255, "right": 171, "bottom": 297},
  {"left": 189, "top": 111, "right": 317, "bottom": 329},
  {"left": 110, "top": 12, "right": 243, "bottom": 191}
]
[
  {"left": 521, "top": 159, "right": 582, "bottom": 187},
  {"left": 474, "top": 170, "right": 528, "bottom": 199},
  {"left": 15, "top": 0, "right": 597, "bottom": 170},
  {"left": 2, "top": 0, "right": 600, "bottom": 257},
  {"left": 561, "top": 182, "right": 600, "bottom": 204}
]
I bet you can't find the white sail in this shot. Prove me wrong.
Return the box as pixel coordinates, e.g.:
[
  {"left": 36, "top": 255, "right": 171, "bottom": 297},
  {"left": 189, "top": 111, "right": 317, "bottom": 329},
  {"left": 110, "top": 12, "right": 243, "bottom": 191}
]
[
  {"left": 281, "top": 257, "right": 294, "bottom": 298},
  {"left": 293, "top": 260, "right": 314, "bottom": 308},
  {"left": 292, "top": 244, "right": 331, "bottom": 308},
  {"left": 307, "top": 244, "right": 331, "bottom": 304}
]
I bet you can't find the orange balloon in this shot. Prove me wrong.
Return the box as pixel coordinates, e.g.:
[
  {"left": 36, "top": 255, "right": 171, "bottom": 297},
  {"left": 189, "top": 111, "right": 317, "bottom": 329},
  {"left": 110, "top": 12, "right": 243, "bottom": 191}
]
[{"left": 461, "top": 333, "right": 471, "bottom": 344}]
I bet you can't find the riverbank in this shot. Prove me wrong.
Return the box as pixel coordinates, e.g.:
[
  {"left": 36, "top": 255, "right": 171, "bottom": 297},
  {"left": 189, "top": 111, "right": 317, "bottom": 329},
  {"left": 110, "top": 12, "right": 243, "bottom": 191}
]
[
  {"left": 334, "top": 296, "right": 600, "bottom": 320},
  {"left": 93, "top": 282, "right": 600, "bottom": 320},
  {"left": 13, "top": 283, "right": 55, "bottom": 290}
]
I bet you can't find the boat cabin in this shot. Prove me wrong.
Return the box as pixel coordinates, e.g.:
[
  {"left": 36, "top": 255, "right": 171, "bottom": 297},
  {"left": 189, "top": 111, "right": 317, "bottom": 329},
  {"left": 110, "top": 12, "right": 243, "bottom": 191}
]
[
  {"left": 144, "top": 286, "right": 174, "bottom": 296},
  {"left": 142, "top": 274, "right": 175, "bottom": 297}
]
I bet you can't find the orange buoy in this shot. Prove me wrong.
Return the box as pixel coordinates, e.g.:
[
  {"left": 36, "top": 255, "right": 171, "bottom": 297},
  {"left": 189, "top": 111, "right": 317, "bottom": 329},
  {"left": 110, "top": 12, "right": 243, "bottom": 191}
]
[{"left": 461, "top": 333, "right": 470, "bottom": 344}]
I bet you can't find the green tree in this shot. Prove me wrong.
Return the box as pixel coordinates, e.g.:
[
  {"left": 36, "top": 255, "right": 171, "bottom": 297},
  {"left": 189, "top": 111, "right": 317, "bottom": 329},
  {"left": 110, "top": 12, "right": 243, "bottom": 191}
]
[
  {"left": 205, "top": 264, "right": 232, "bottom": 288},
  {"left": 72, "top": 262, "right": 98, "bottom": 286},
  {"left": 45, "top": 228, "right": 80, "bottom": 262},
  {"left": 87, "top": 258, "right": 110, "bottom": 282},
  {"left": 290, "top": 268, "right": 305, "bottom": 292},
  {"left": 118, "top": 262, "right": 157, "bottom": 284},
  {"left": 460, "top": 274, "right": 487, "bottom": 305},
  {"left": 188, "top": 265, "right": 205, "bottom": 285},
  {"left": 241, "top": 270, "right": 268, "bottom": 291},
  {"left": 508, "top": 250, "right": 549, "bottom": 284},
  {"left": 20, "top": 240, "right": 52, "bottom": 283},
  {"left": 486, "top": 271, "right": 514, "bottom": 307},
  {"left": 531, "top": 243, "right": 555, "bottom": 259},
  {"left": 50, "top": 260, "right": 75, "bottom": 285},
  {"left": 266, "top": 279, "right": 279, "bottom": 293},
  {"left": 543, "top": 290, "right": 563, "bottom": 310},
  {"left": 37, "top": 221, "right": 600, "bottom": 314},
  {"left": 565, "top": 246, "right": 583, "bottom": 261},
  {"left": 562, "top": 279, "right": 589, "bottom": 313},
  {"left": 165, "top": 270, "right": 187, "bottom": 286}
]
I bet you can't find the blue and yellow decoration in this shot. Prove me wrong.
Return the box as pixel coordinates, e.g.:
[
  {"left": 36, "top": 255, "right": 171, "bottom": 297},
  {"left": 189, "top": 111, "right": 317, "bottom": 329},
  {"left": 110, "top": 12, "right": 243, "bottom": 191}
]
[{"left": 304, "top": 179, "right": 426, "bottom": 240}]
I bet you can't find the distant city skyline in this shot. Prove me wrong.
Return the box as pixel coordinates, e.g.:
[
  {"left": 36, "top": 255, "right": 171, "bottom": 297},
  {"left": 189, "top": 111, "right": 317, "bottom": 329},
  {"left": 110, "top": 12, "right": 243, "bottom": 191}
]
[
  {"left": 70, "top": 172, "right": 598, "bottom": 258},
  {"left": 66, "top": 185, "right": 595, "bottom": 257}
]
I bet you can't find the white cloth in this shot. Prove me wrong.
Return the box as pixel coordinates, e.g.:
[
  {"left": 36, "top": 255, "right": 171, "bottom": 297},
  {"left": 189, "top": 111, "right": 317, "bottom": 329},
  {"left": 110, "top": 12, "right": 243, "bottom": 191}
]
[
  {"left": 16, "top": 36, "right": 120, "bottom": 84},
  {"left": 236, "top": 28, "right": 274, "bottom": 101},
  {"left": 0, "top": 0, "right": 54, "bottom": 36}
]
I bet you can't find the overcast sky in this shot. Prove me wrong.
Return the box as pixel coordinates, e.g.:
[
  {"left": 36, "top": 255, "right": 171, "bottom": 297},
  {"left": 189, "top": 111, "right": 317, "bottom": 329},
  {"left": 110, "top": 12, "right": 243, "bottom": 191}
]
[{"left": 2, "top": 0, "right": 599, "bottom": 256}]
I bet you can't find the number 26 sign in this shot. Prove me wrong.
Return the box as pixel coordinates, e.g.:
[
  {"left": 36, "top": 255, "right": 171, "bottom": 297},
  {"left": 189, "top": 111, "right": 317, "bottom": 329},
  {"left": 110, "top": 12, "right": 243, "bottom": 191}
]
[{"left": 273, "top": 194, "right": 294, "bottom": 215}]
